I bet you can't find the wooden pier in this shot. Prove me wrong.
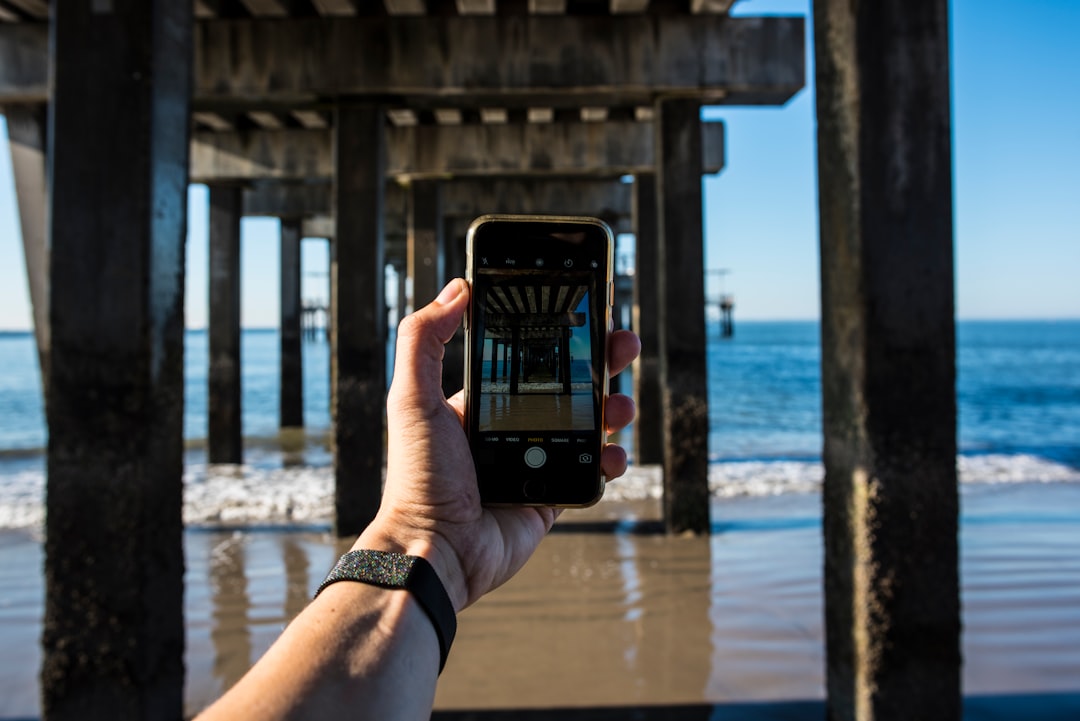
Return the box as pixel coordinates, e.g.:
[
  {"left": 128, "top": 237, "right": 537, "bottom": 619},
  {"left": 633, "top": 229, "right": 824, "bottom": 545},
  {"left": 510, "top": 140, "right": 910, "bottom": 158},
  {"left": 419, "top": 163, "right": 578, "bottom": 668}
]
[{"left": 1, "top": 2, "right": 959, "bottom": 720}]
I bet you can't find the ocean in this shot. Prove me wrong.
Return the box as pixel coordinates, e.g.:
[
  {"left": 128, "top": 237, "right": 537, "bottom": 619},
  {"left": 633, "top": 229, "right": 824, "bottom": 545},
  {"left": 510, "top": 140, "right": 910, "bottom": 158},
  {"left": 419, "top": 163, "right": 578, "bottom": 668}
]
[{"left": 1, "top": 320, "right": 1079, "bottom": 528}]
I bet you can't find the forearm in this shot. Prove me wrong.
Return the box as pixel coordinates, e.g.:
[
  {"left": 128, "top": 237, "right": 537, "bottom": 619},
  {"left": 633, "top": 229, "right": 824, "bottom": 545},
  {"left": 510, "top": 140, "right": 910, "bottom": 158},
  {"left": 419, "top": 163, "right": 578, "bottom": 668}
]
[{"left": 196, "top": 580, "right": 440, "bottom": 721}]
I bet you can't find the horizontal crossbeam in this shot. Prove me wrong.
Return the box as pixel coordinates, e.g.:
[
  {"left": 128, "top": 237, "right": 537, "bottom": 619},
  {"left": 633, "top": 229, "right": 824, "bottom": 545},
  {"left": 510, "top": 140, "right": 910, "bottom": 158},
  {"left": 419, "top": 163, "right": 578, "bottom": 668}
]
[
  {"left": 244, "top": 177, "right": 634, "bottom": 224},
  {"left": 0, "top": 16, "right": 804, "bottom": 105},
  {"left": 191, "top": 121, "right": 724, "bottom": 181}
]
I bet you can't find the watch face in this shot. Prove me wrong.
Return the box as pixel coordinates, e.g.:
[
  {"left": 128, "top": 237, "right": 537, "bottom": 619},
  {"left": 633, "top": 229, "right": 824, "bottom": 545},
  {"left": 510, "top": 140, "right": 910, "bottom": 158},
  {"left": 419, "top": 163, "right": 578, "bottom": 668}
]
[{"left": 464, "top": 216, "right": 613, "bottom": 507}]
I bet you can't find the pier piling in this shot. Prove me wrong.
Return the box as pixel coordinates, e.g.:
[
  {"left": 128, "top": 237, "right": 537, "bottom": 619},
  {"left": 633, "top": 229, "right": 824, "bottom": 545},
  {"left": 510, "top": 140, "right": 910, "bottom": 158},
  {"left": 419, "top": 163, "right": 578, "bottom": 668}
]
[
  {"left": 814, "top": 0, "right": 960, "bottom": 719},
  {"left": 208, "top": 184, "right": 243, "bottom": 464},
  {"left": 655, "top": 98, "right": 711, "bottom": 535},
  {"left": 43, "top": 1, "right": 191, "bottom": 716},
  {"left": 331, "top": 104, "right": 387, "bottom": 538},
  {"left": 280, "top": 217, "right": 304, "bottom": 429}
]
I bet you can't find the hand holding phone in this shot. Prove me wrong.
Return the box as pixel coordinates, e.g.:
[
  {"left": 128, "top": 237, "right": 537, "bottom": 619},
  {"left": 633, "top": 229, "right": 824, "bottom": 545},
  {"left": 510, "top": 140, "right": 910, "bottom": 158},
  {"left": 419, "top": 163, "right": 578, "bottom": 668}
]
[{"left": 464, "top": 215, "right": 614, "bottom": 506}]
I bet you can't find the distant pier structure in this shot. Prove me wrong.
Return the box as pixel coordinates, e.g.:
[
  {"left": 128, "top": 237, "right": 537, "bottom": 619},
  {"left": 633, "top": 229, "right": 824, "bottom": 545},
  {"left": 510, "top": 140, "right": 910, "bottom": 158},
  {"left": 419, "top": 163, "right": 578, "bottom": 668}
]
[
  {"left": 706, "top": 268, "right": 735, "bottom": 338},
  {"left": 301, "top": 301, "right": 330, "bottom": 343},
  {"left": 2, "top": 2, "right": 960, "bottom": 720}
]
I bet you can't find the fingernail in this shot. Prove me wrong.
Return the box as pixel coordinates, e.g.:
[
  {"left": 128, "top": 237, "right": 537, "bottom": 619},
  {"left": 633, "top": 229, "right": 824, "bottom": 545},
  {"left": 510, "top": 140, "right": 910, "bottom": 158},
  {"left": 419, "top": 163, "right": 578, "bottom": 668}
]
[{"left": 435, "top": 279, "right": 463, "bottom": 305}]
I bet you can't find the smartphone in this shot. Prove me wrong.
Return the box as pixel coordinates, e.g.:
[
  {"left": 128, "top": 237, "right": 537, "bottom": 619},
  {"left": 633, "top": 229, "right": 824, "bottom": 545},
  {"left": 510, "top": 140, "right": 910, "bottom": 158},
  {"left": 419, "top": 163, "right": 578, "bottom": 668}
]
[{"left": 464, "top": 215, "right": 614, "bottom": 507}]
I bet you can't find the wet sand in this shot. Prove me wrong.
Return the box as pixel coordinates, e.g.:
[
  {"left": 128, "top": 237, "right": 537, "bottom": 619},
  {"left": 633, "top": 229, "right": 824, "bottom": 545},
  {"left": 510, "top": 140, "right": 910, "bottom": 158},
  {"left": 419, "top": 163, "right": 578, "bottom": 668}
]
[{"left": 1, "top": 483, "right": 1079, "bottom": 719}]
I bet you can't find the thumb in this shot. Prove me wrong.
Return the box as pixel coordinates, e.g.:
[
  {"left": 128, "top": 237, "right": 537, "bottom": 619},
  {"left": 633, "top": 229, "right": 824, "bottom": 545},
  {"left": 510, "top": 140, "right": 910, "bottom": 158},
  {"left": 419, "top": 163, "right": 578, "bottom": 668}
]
[{"left": 389, "top": 278, "right": 470, "bottom": 407}]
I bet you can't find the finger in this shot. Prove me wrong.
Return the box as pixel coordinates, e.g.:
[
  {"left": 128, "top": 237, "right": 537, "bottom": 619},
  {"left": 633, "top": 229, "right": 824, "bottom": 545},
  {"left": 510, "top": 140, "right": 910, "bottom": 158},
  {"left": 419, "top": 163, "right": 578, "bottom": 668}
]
[
  {"left": 607, "top": 330, "right": 641, "bottom": 378},
  {"left": 603, "top": 393, "right": 636, "bottom": 434},
  {"left": 600, "top": 443, "right": 628, "bottom": 480},
  {"left": 446, "top": 388, "right": 466, "bottom": 423},
  {"left": 388, "top": 279, "right": 470, "bottom": 410}
]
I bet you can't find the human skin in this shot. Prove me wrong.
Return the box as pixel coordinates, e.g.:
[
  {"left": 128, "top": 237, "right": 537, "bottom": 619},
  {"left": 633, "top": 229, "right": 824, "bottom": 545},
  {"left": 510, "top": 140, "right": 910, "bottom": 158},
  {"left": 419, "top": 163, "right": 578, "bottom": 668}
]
[{"left": 197, "top": 278, "right": 641, "bottom": 721}]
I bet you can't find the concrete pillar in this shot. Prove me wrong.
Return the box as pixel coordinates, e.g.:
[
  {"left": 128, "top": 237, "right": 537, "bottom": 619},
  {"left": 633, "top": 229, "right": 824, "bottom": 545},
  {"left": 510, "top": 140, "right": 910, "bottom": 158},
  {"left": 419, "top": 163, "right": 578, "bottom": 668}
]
[
  {"left": 208, "top": 184, "right": 243, "bottom": 464},
  {"left": 632, "top": 174, "right": 663, "bottom": 466},
  {"left": 813, "top": 2, "right": 960, "bottom": 720},
  {"left": 655, "top": 98, "right": 710, "bottom": 534},
  {"left": 407, "top": 179, "right": 444, "bottom": 312},
  {"left": 5, "top": 104, "right": 50, "bottom": 388},
  {"left": 332, "top": 104, "right": 387, "bottom": 537},
  {"left": 280, "top": 218, "right": 304, "bottom": 429},
  {"left": 43, "top": 2, "right": 191, "bottom": 718}
]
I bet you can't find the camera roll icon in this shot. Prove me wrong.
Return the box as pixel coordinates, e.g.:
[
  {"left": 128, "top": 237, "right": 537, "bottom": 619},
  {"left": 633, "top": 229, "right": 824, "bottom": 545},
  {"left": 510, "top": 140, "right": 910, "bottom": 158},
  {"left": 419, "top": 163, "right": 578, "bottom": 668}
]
[{"left": 578, "top": 453, "right": 593, "bottom": 464}]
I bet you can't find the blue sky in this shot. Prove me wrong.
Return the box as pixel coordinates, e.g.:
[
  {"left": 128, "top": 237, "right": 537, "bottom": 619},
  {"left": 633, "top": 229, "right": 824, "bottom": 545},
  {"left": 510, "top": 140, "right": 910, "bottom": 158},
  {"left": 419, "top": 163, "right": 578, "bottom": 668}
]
[{"left": 1, "top": 0, "right": 1077, "bottom": 330}]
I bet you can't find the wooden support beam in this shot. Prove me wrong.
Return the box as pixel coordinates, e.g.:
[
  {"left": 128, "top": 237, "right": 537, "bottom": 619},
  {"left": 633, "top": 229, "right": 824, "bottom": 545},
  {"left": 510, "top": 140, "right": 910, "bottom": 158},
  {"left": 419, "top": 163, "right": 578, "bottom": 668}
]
[
  {"left": 814, "top": 2, "right": 960, "bottom": 719},
  {"left": 4, "top": 104, "right": 49, "bottom": 388},
  {"left": 529, "top": 0, "right": 566, "bottom": 13},
  {"left": 280, "top": 218, "right": 304, "bottom": 429},
  {"left": 632, "top": 173, "right": 662, "bottom": 465},
  {"left": 655, "top": 97, "right": 709, "bottom": 535},
  {"left": 240, "top": 0, "right": 288, "bottom": 17},
  {"left": 208, "top": 184, "right": 244, "bottom": 464},
  {"left": 331, "top": 104, "right": 387, "bottom": 537},
  {"left": 0, "top": 23, "right": 49, "bottom": 102},
  {"left": 311, "top": 0, "right": 358, "bottom": 16},
  {"left": 5, "top": 0, "right": 47, "bottom": 20},
  {"left": 407, "top": 179, "right": 444, "bottom": 312},
  {"left": 384, "top": 0, "right": 425, "bottom": 14},
  {"left": 190, "top": 120, "right": 726, "bottom": 181},
  {"left": 43, "top": 1, "right": 191, "bottom": 716},
  {"left": 3, "top": 15, "right": 803, "bottom": 106},
  {"left": 190, "top": 15, "right": 802, "bottom": 105},
  {"left": 242, "top": 178, "right": 635, "bottom": 229}
]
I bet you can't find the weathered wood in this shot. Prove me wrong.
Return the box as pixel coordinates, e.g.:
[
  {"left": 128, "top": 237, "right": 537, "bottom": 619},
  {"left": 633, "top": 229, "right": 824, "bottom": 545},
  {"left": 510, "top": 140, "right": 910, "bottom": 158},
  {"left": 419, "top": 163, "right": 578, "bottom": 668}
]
[
  {"left": 0, "top": 23, "right": 48, "bottom": 102},
  {"left": 814, "top": 1, "right": 960, "bottom": 720},
  {"left": 655, "top": 98, "right": 710, "bottom": 535},
  {"left": 280, "top": 217, "right": 304, "bottom": 428},
  {"left": 332, "top": 104, "right": 387, "bottom": 537},
  {"left": 191, "top": 15, "right": 802, "bottom": 105},
  {"left": 407, "top": 179, "right": 444, "bottom": 312},
  {"left": 190, "top": 120, "right": 726, "bottom": 182},
  {"left": 3, "top": 16, "right": 805, "bottom": 106},
  {"left": 208, "top": 184, "right": 244, "bottom": 464},
  {"left": 43, "top": 1, "right": 191, "bottom": 717},
  {"left": 632, "top": 173, "right": 663, "bottom": 466},
  {"left": 243, "top": 178, "right": 639, "bottom": 235},
  {"left": 4, "top": 103, "right": 49, "bottom": 387}
]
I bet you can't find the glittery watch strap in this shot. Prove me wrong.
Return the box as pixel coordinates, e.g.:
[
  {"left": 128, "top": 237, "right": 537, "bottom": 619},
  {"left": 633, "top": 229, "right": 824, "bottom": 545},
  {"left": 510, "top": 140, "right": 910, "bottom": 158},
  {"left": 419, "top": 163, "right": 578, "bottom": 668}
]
[{"left": 314, "top": 549, "right": 457, "bottom": 672}]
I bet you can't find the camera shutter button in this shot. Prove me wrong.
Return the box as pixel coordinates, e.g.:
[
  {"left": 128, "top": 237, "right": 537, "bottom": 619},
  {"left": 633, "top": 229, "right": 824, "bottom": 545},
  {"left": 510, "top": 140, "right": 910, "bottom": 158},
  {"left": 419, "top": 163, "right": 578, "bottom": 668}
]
[{"left": 524, "top": 446, "right": 547, "bottom": 468}]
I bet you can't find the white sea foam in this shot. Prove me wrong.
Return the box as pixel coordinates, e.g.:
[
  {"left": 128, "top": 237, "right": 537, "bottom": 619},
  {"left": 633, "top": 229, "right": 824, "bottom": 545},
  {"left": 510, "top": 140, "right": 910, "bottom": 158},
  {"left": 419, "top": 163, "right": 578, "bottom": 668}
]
[
  {"left": 0, "top": 453, "right": 1078, "bottom": 530},
  {"left": 0, "top": 469, "right": 46, "bottom": 530}
]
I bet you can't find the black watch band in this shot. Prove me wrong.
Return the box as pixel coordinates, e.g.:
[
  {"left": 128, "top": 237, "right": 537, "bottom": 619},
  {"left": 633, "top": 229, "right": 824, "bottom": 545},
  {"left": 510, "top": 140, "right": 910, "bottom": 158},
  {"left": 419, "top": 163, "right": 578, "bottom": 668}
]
[{"left": 314, "top": 549, "right": 457, "bottom": 672}]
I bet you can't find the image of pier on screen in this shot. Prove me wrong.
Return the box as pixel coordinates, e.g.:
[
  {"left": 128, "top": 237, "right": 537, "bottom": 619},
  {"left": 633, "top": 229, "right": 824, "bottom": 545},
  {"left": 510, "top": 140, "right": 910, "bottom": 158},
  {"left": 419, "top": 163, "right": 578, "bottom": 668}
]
[{"left": 476, "top": 269, "right": 598, "bottom": 432}]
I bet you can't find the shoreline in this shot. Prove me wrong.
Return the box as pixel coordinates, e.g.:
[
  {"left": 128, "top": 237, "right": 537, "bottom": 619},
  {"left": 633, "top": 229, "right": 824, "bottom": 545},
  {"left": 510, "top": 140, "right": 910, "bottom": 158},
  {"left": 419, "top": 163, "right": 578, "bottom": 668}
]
[
  {"left": 3, "top": 454, "right": 1080, "bottom": 531},
  {"left": 1, "top": 484, "right": 1078, "bottom": 718}
]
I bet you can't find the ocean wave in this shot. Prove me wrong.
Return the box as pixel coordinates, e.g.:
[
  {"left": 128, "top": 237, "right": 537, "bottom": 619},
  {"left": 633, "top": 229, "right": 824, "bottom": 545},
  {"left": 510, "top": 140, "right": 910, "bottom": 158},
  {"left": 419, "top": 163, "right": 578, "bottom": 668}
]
[{"left": 0, "top": 453, "right": 1078, "bottom": 530}]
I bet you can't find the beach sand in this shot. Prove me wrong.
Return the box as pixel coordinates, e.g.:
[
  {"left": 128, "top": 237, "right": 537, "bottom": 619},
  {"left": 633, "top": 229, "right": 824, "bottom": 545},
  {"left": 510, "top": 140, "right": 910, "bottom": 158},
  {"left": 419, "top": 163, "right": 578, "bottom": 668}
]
[{"left": 1, "top": 482, "right": 1079, "bottom": 719}]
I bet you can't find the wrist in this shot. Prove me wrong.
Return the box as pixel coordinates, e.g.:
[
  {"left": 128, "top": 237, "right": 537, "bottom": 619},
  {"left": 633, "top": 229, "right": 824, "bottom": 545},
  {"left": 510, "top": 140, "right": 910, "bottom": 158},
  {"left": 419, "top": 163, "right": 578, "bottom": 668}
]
[{"left": 352, "top": 522, "right": 469, "bottom": 613}]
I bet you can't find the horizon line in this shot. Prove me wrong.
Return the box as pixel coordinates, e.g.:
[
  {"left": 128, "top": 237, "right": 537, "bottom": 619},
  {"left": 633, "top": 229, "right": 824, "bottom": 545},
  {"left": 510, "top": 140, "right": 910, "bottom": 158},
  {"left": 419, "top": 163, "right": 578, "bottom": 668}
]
[{"left": 4, "top": 317, "right": 1080, "bottom": 335}]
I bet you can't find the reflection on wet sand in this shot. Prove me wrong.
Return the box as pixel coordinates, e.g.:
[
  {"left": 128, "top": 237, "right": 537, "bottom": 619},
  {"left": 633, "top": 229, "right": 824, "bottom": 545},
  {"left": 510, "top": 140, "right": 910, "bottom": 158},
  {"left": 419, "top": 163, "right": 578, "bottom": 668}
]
[
  {"left": 209, "top": 534, "right": 251, "bottom": 693},
  {"left": 479, "top": 391, "right": 594, "bottom": 431},
  {"left": 281, "top": 535, "right": 309, "bottom": 620},
  {"left": 183, "top": 530, "right": 338, "bottom": 714},
  {"left": 3, "top": 487, "right": 1077, "bottom": 719},
  {"left": 435, "top": 527, "right": 716, "bottom": 709},
  {"left": 182, "top": 491, "right": 1080, "bottom": 718}
]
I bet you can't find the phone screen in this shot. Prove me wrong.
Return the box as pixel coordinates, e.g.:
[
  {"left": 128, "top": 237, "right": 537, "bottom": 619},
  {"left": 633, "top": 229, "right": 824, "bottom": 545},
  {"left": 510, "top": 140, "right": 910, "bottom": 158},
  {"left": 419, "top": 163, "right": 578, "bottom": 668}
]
[{"left": 465, "top": 216, "right": 613, "bottom": 506}]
